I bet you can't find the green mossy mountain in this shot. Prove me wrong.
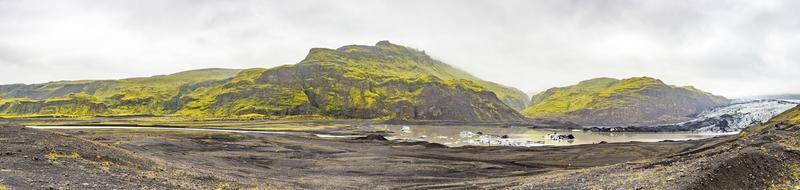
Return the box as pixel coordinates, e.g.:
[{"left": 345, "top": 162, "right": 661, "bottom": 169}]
[
  {"left": 0, "top": 41, "right": 526, "bottom": 121},
  {"left": 0, "top": 68, "right": 242, "bottom": 116},
  {"left": 175, "top": 41, "right": 525, "bottom": 121},
  {"left": 522, "top": 77, "right": 730, "bottom": 126}
]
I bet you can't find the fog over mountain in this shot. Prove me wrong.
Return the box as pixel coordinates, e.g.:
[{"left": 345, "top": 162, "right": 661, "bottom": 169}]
[{"left": 1, "top": 0, "right": 798, "bottom": 98}]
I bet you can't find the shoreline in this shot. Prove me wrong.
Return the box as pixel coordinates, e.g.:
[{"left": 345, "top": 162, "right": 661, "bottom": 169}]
[{"left": 0, "top": 125, "right": 733, "bottom": 189}]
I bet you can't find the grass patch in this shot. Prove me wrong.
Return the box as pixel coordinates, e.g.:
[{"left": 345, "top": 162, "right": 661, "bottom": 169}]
[
  {"left": 0, "top": 183, "right": 9, "bottom": 190},
  {"left": 171, "top": 170, "right": 190, "bottom": 179},
  {"left": 739, "top": 131, "right": 749, "bottom": 138},
  {"left": 216, "top": 182, "right": 234, "bottom": 190},
  {"left": 0, "top": 42, "right": 529, "bottom": 119},
  {"left": 46, "top": 152, "right": 81, "bottom": 160},
  {"left": 97, "top": 160, "right": 114, "bottom": 172},
  {"left": 790, "top": 164, "right": 800, "bottom": 189}
]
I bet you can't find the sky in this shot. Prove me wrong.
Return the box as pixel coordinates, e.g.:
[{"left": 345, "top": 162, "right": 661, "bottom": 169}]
[{"left": 0, "top": 0, "right": 798, "bottom": 98}]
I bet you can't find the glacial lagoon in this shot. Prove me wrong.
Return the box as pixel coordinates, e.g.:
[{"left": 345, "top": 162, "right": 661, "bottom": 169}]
[{"left": 377, "top": 125, "right": 734, "bottom": 147}]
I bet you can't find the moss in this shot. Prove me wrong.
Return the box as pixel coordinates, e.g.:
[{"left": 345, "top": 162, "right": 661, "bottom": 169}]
[
  {"left": 299, "top": 41, "right": 529, "bottom": 110},
  {"left": 739, "top": 131, "right": 749, "bottom": 138},
  {"left": 239, "top": 113, "right": 265, "bottom": 118},
  {"left": 229, "top": 68, "right": 267, "bottom": 84},
  {"left": 215, "top": 181, "right": 235, "bottom": 190},
  {"left": 46, "top": 152, "right": 81, "bottom": 160},
  {"left": 0, "top": 42, "right": 523, "bottom": 121},
  {"left": 522, "top": 76, "right": 728, "bottom": 118},
  {"left": 0, "top": 183, "right": 9, "bottom": 190},
  {"left": 790, "top": 164, "right": 800, "bottom": 180},
  {"left": 763, "top": 106, "right": 800, "bottom": 128}
]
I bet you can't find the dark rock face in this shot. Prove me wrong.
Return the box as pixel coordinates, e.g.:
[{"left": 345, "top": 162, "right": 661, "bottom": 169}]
[
  {"left": 198, "top": 41, "right": 526, "bottom": 121},
  {"left": 207, "top": 61, "right": 525, "bottom": 121},
  {"left": 578, "top": 87, "right": 730, "bottom": 126},
  {"left": 355, "top": 134, "right": 388, "bottom": 141}
]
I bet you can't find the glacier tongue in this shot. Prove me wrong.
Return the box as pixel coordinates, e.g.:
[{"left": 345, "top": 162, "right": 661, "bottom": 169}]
[
  {"left": 586, "top": 99, "right": 799, "bottom": 133},
  {"left": 689, "top": 99, "right": 799, "bottom": 132}
]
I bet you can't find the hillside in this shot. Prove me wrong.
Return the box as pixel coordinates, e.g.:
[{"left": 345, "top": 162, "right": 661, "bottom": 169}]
[
  {"left": 175, "top": 41, "right": 525, "bottom": 121},
  {"left": 765, "top": 104, "right": 800, "bottom": 126},
  {"left": 0, "top": 42, "right": 526, "bottom": 121},
  {"left": 515, "top": 105, "right": 800, "bottom": 189},
  {"left": 0, "top": 68, "right": 242, "bottom": 116},
  {"left": 298, "top": 41, "right": 530, "bottom": 110},
  {"left": 522, "top": 77, "right": 730, "bottom": 126}
]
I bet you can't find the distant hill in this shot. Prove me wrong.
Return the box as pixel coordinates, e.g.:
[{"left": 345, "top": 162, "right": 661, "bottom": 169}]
[
  {"left": 748, "top": 94, "right": 800, "bottom": 100},
  {"left": 0, "top": 68, "right": 242, "bottom": 115},
  {"left": 522, "top": 77, "right": 730, "bottom": 126},
  {"left": 0, "top": 41, "right": 527, "bottom": 121}
]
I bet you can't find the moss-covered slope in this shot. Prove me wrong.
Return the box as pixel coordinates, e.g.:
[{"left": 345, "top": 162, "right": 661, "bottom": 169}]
[
  {"left": 0, "top": 42, "right": 525, "bottom": 121},
  {"left": 176, "top": 41, "right": 525, "bottom": 121},
  {"left": 0, "top": 68, "right": 241, "bottom": 116},
  {"left": 522, "top": 77, "right": 730, "bottom": 126},
  {"left": 296, "top": 41, "right": 529, "bottom": 110},
  {"left": 765, "top": 105, "right": 800, "bottom": 126}
]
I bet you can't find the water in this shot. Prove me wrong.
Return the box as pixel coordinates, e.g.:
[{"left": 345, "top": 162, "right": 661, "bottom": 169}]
[
  {"left": 375, "top": 125, "right": 731, "bottom": 147},
  {"left": 28, "top": 125, "right": 734, "bottom": 148}
]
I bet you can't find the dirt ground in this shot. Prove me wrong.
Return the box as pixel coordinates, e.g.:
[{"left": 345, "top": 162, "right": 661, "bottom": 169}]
[
  {"left": 502, "top": 124, "right": 800, "bottom": 190},
  {"left": 0, "top": 123, "right": 732, "bottom": 189}
]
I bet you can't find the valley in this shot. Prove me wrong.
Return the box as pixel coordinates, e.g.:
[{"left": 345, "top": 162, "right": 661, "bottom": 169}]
[
  {"left": 0, "top": 122, "right": 732, "bottom": 189},
  {"left": 1, "top": 41, "right": 797, "bottom": 189},
  {"left": 3, "top": 1, "right": 798, "bottom": 189}
]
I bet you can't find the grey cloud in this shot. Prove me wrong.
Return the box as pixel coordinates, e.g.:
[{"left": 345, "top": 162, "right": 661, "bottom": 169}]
[{"left": 0, "top": 0, "right": 798, "bottom": 98}]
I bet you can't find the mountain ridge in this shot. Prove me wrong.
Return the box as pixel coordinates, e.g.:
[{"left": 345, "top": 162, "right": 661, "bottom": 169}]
[
  {"left": 522, "top": 76, "right": 730, "bottom": 126},
  {"left": 0, "top": 41, "right": 527, "bottom": 121},
  {"left": 173, "top": 41, "right": 526, "bottom": 121}
]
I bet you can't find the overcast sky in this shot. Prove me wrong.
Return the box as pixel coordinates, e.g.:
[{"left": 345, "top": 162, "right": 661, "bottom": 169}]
[{"left": 0, "top": 0, "right": 798, "bottom": 98}]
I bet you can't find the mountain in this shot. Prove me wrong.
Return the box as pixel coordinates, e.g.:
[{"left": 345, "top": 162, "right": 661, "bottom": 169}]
[
  {"left": 522, "top": 77, "right": 730, "bottom": 126},
  {"left": 749, "top": 94, "right": 800, "bottom": 100},
  {"left": 175, "top": 41, "right": 525, "bottom": 121},
  {"left": 0, "top": 68, "right": 242, "bottom": 116},
  {"left": 0, "top": 41, "right": 526, "bottom": 121}
]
